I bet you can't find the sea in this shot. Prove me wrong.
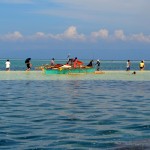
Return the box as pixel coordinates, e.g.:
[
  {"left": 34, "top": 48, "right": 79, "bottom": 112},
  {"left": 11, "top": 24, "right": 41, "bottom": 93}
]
[{"left": 0, "top": 59, "right": 150, "bottom": 150}]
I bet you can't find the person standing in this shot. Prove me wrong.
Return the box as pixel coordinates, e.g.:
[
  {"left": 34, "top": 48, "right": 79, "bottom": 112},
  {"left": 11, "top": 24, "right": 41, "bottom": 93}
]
[
  {"left": 5, "top": 59, "right": 11, "bottom": 71},
  {"left": 87, "top": 60, "right": 94, "bottom": 67},
  {"left": 50, "top": 58, "right": 55, "bottom": 66},
  {"left": 25, "top": 58, "right": 32, "bottom": 71},
  {"left": 73, "top": 57, "right": 78, "bottom": 68},
  {"left": 67, "top": 54, "right": 70, "bottom": 61},
  {"left": 95, "top": 59, "right": 100, "bottom": 71},
  {"left": 126, "top": 60, "right": 131, "bottom": 71},
  {"left": 139, "top": 60, "right": 145, "bottom": 70}
]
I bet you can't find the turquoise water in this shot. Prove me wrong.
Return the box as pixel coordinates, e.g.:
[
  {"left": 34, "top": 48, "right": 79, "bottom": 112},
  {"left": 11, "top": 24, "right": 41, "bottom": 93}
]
[
  {"left": 0, "top": 71, "right": 150, "bottom": 81},
  {"left": 0, "top": 59, "right": 150, "bottom": 71},
  {"left": 0, "top": 60, "right": 150, "bottom": 149}
]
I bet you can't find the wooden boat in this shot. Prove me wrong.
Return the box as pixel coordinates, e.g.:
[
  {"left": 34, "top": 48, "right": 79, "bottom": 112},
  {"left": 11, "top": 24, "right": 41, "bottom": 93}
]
[{"left": 44, "top": 66, "right": 96, "bottom": 75}]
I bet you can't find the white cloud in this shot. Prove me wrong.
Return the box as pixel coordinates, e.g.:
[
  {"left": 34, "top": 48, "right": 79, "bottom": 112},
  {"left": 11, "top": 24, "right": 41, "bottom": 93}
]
[
  {"left": 90, "top": 28, "right": 150, "bottom": 43},
  {"left": 0, "top": 31, "right": 23, "bottom": 41},
  {"left": 0, "top": 27, "right": 150, "bottom": 43},
  {"left": 130, "top": 33, "right": 150, "bottom": 43},
  {"left": 29, "top": 26, "right": 86, "bottom": 41},
  {"left": 35, "top": 32, "right": 45, "bottom": 37},
  {"left": 91, "top": 29, "right": 109, "bottom": 39},
  {"left": 114, "top": 30, "right": 126, "bottom": 41},
  {"left": 30, "top": 32, "right": 47, "bottom": 40},
  {"left": 60, "top": 26, "right": 86, "bottom": 41}
]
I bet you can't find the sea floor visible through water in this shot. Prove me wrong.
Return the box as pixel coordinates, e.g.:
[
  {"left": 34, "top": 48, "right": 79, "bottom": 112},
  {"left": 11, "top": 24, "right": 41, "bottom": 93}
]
[{"left": 0, "top": 70, "right": 150, "bottom": 81}]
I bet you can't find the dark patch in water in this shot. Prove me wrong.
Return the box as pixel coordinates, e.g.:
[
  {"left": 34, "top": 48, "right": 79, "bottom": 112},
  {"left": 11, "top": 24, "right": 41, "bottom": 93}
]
[{"left": 114, "top": 139, "right": 150, "bottom": 150}]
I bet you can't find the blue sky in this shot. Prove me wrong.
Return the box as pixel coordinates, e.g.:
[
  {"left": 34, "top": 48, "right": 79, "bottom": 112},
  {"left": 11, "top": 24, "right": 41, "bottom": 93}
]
[{"left": 0, "top": 0, "right": 150, "bottom": 60}]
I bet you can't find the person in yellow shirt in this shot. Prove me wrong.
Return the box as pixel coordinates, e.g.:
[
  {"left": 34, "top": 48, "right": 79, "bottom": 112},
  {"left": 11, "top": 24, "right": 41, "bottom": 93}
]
[{"left": 139, "top": 60, "right": 145, "bottom": 70}]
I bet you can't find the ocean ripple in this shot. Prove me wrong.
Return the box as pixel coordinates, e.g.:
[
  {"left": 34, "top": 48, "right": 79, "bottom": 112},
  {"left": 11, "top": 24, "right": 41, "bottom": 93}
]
[{"left": 0, "top": 80, "right": 149, "bottom": 149}]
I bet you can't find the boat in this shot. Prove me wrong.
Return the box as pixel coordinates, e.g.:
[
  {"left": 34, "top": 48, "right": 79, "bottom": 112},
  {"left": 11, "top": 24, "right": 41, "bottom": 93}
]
[{"left": 44, "top": 65, "right": 96, "bottom": 75}]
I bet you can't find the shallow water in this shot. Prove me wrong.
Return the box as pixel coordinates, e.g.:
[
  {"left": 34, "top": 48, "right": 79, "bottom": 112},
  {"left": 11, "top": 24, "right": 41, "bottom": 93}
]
[
  {"left": 0, "top": 59, "right": 149, "bottom": 149},
  {"left": 0, "top": 80, "right": 150, "bottom": 149},
  {"left": 0, "top": 71, "right": 150, "bottom": 81}
]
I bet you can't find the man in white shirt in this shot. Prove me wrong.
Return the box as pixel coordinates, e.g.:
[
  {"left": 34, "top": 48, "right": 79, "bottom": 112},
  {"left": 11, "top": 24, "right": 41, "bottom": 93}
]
[
  {"left": 5, "top": 59, "right": 11, "bottom": 71},
  {"left": 126, "top": 60, "right": 131, "bottom": 71}
]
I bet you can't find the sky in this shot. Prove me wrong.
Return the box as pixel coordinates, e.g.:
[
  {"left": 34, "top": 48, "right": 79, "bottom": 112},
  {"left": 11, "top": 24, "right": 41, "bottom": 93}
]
[{"left": 0, "top": 0, "right": 150, "bottom": 60}]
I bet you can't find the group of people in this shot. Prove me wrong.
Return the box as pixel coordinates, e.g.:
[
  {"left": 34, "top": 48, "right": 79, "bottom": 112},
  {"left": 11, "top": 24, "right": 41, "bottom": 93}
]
[
  {"left": 4, "top": 58, "right": 146, "bottom": 72},
  {"left": 87, "top": 59, "right": 101, "bottom": 71},
  {"left": 4, "top": 58, "right": 32, "bottom": 71},
  {"left": 49, "top": 57, "right": 101, "bottom": 70},
  {"left": 126, "top": 60, "right": 145, "bottom": 71},
  {"left": 66, "top": 57, "right": 79, "bottom": 68}
]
